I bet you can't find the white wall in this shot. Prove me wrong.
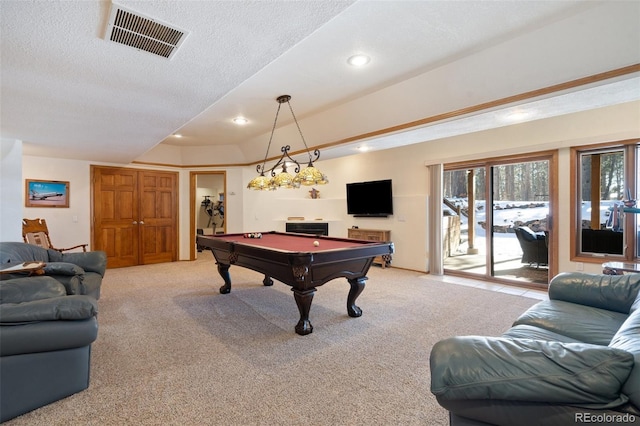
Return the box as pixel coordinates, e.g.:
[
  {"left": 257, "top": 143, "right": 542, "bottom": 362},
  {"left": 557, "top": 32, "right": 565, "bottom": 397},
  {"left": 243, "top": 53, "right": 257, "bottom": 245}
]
[
  {"left": 20, "top": 156, "right": 92, "bottom": 250},
  {"left": 1, "top": 139, "right": 23, "bottom": 242}
]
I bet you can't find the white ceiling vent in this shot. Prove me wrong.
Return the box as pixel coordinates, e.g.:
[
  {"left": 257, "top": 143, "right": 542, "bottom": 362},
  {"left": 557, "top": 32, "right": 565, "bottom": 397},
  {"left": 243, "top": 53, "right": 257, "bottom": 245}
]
[{"left": 105, "top": 3, "right": 189, "bottom": 60}]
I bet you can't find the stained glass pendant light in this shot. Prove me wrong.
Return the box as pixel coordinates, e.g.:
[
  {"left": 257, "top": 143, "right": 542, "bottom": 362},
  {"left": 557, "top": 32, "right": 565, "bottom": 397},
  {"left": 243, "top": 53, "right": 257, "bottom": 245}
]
[{"left": 247, "top": 95, "right": 328, "bottom": 190}]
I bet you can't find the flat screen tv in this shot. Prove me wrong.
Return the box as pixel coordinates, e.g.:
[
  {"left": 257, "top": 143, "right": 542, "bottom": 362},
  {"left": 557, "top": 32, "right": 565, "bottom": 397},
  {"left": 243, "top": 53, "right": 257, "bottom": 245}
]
[{"left": 346, "top": 179, "right": 393, "bottom": 217}]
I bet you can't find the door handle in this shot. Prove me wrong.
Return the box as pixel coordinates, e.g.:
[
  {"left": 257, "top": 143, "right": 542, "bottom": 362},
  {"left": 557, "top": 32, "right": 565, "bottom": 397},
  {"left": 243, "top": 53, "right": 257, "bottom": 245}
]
[
  {"left": 132, "top": 221, "right": 138, "bottom": 225},
  {"left": 139, "top": 221, "right": 145, "bottom": 225}
]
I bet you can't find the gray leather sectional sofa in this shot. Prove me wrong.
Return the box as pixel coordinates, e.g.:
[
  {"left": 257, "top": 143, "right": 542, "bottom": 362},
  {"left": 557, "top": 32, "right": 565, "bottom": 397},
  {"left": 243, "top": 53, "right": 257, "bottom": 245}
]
[
  {"left": 430, "top": 272, "right": 640, "bottom": 426},
  {"left": 0, "top": 242, "right": 106, "bottom": 422}
]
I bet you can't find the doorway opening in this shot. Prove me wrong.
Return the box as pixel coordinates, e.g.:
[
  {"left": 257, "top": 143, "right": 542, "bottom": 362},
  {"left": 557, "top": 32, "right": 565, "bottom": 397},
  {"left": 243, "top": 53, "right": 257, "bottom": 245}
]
[{"left": 189, "top": 171, "right": 226, "bottom": 260}]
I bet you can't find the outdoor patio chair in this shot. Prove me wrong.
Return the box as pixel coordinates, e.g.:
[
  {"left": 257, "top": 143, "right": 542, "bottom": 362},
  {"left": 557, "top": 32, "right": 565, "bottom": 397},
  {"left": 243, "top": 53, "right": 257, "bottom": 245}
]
[{"left": 514, "top": 226, "right": 548, "bottom": 268}]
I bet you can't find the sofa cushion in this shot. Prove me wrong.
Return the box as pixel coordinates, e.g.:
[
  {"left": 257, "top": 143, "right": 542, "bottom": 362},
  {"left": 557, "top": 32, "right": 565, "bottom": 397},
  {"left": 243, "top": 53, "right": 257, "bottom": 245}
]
[
  {"left": 549, "top": 272, "right": 640, "bottom": 314},
  {"left": 77, "top": 274, "right": 101, "bottom": 299},
  {"left": 0, "top": 242, "right": 51, "bottom": 265},
  {"left": 609, "top": 309, "right": 640, "bottom": 409},
  {"left": 0, "top": 276, "right": 66, "bottom": 304},
  {"left": 43, "top": 275, "right": 83, "bottom": 296},
  {"left": 430, "top": 336, "right": 634, "bottom": 408},
  {"left": 502, "top": 324, "right": 584, "bottom": 343},
  {"left": 513, "top": 300, "right": 628, "bottom": 346}
]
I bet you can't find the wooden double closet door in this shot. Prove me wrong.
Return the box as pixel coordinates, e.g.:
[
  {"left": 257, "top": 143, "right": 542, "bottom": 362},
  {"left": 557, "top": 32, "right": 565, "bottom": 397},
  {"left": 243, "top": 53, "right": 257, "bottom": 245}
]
[{"left": 92, "top": 166, "right": 178, "bottom": 268}]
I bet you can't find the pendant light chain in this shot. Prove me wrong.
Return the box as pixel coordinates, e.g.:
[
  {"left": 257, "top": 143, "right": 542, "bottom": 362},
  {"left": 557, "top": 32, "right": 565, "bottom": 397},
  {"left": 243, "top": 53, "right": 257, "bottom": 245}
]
[
  {"left": 286, "top": 100, "right": 313, "bottom": 163},
  {"left": 258, "top": 101, "right": 283, "bottom": 174}
]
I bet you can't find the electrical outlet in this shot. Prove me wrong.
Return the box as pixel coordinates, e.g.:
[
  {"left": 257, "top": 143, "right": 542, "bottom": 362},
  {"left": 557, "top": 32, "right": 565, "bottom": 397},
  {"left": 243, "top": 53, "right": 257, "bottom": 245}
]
[{"left": 576, "top": 262, "right": 583, "bottom": 271}]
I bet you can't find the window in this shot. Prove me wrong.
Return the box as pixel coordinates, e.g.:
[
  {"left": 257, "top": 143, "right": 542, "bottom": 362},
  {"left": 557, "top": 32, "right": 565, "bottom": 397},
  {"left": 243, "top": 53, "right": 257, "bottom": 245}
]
[{"left": 572, "top": 140, "right": 639, "bottom": 261}]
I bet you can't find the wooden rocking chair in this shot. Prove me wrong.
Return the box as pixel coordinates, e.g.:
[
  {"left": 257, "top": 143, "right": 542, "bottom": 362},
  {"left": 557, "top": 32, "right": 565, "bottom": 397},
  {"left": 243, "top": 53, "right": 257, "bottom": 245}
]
[{"left": 22, "top": 218, "right": 88, "bottom": 252}]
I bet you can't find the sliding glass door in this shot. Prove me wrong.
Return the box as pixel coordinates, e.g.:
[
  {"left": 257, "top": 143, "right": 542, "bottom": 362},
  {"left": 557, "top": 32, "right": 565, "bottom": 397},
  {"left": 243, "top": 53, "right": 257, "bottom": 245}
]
[
  {"left": 442, "top": 167, "right": 487, "bottom": 278},
  {"left": 491, "top": 161, "right": 549, "bottom": 283},
  {"left": 443, "top": 153, "right": 554, "bottom": 286}
]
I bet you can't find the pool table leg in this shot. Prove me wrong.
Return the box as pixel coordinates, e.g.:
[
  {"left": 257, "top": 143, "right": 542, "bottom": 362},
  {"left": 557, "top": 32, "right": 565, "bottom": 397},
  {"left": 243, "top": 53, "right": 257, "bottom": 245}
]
[
  {"left": 347, "top": 276, "right": 367, "bottom": 317},
  {"left": 293, "top": 288, "right": 316, "bottom": 335},
  {"left": 217, "top": 263, "right": 232, "bottom": 294},
  {"left": 263, "top": 275, "right": 274, "bottom": 286}
]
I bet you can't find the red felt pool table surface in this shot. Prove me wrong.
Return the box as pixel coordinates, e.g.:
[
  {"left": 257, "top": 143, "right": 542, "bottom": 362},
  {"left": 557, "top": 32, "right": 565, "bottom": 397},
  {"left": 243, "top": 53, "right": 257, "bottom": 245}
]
[{"left": 214, "top": 232, "right": 369, "bottom": 252}]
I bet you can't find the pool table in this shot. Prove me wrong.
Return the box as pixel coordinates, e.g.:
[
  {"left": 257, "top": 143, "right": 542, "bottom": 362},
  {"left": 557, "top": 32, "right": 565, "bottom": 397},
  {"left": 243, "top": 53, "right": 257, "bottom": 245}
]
[{"left": 197, "top": 231, "right": 394, "bottom": 335}]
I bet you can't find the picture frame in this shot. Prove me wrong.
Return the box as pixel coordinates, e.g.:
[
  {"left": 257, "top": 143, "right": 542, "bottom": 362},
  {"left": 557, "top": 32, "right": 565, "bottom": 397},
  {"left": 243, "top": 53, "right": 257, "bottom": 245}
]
[{"left": 25, "top": 179, "right": 69, "bottom": 208}]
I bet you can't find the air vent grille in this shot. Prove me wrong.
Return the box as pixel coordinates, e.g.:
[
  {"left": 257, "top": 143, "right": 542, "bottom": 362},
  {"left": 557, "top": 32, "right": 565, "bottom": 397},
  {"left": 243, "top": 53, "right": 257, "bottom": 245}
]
[{"left": 105, "top": 4, "right": 189, "bottom": 60}]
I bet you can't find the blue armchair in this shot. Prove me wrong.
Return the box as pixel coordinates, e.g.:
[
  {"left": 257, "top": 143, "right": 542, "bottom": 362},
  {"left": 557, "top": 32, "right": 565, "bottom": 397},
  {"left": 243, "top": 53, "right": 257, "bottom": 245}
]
[{"left": 0, "top": 242, "right": 105, "bottom": 421}]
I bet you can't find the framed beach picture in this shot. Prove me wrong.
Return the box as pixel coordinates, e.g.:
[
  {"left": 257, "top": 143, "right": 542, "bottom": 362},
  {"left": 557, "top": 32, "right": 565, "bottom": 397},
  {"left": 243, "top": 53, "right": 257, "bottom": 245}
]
[{"left": 25, "top": 179, "right": 69, "bottom": 208}]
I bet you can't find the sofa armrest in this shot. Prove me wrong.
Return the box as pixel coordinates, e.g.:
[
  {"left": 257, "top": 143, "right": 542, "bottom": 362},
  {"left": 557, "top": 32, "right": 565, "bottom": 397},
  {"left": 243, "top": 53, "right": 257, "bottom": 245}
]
[
  {"left": 549, "top": 272, "right": 640, "bottom": 314},
  {"left": 43, "top": 262, "right": 84, "bottom": 276},
  {"left": 40, "top": 262, "right": 86, "bottom": 295},
  {"left": 0, "top": 276, "right": 66, "bottom": 304},
  {"left": 0, "top": 317, "right": 98, "bottom": 356},
  {"left": 609, "top": 309, "right": 640, "bottom": 409},
  {"left": 430, "top": 336, "right": 633, "bottom": 408},
  {"left": 48, "top": 250, "right": 107, "bottom": 277},
  {"left": 0, "top": 295, "right": 97, "bottom": 323}
]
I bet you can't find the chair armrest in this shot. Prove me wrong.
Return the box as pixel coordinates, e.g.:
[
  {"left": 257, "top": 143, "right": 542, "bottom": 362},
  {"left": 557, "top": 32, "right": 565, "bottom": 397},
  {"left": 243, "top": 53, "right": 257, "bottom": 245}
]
[
  {"left": 549, "top": 273, "right": 640, "bottom": 314},
  {"left": 430, "top": 336, "right": 633, "bottom": 408},
  {"left": 56, "top": 243, "right": 88, "bottom": 253}
]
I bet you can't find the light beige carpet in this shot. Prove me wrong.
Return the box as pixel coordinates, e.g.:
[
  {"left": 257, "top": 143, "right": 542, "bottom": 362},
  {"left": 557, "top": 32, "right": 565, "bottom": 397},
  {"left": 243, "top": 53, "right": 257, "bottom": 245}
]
[{"left": 7, "top": 253, "right": 540, "bottom": 425}]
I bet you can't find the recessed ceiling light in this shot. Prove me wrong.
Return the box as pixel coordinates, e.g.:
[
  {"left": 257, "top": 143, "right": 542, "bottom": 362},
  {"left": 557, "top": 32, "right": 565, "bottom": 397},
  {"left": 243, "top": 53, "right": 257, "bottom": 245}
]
[
  {"left": 357, "top": 146, "right": 370, "bottom": 152},
  {"left": 233, "top": 117, "right": 248, "bottom": 125},
  {"left": 347, "top": 54, "right": 370, "bottom": 67},
  {"left": 173, "top": 133, "right": 182, "bottom": 138},
  {"left": 502, "top": 109, "right": 535, "bottom": 122},
  {"left": 506, "top": 111, "right": 530, "bottom": 121}
]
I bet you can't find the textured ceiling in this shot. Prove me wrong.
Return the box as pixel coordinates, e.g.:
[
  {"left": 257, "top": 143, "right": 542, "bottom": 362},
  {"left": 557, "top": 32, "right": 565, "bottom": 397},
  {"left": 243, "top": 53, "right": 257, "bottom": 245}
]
[{"left": 1, "top": 0, "right": 639, "bottom": 165}]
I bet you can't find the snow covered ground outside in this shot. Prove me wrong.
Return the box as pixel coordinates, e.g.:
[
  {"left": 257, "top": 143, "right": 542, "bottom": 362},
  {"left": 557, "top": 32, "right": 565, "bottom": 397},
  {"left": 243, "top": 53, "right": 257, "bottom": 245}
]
[{"left": 444, "top": 199, "right": 623, "bottom": 258}]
